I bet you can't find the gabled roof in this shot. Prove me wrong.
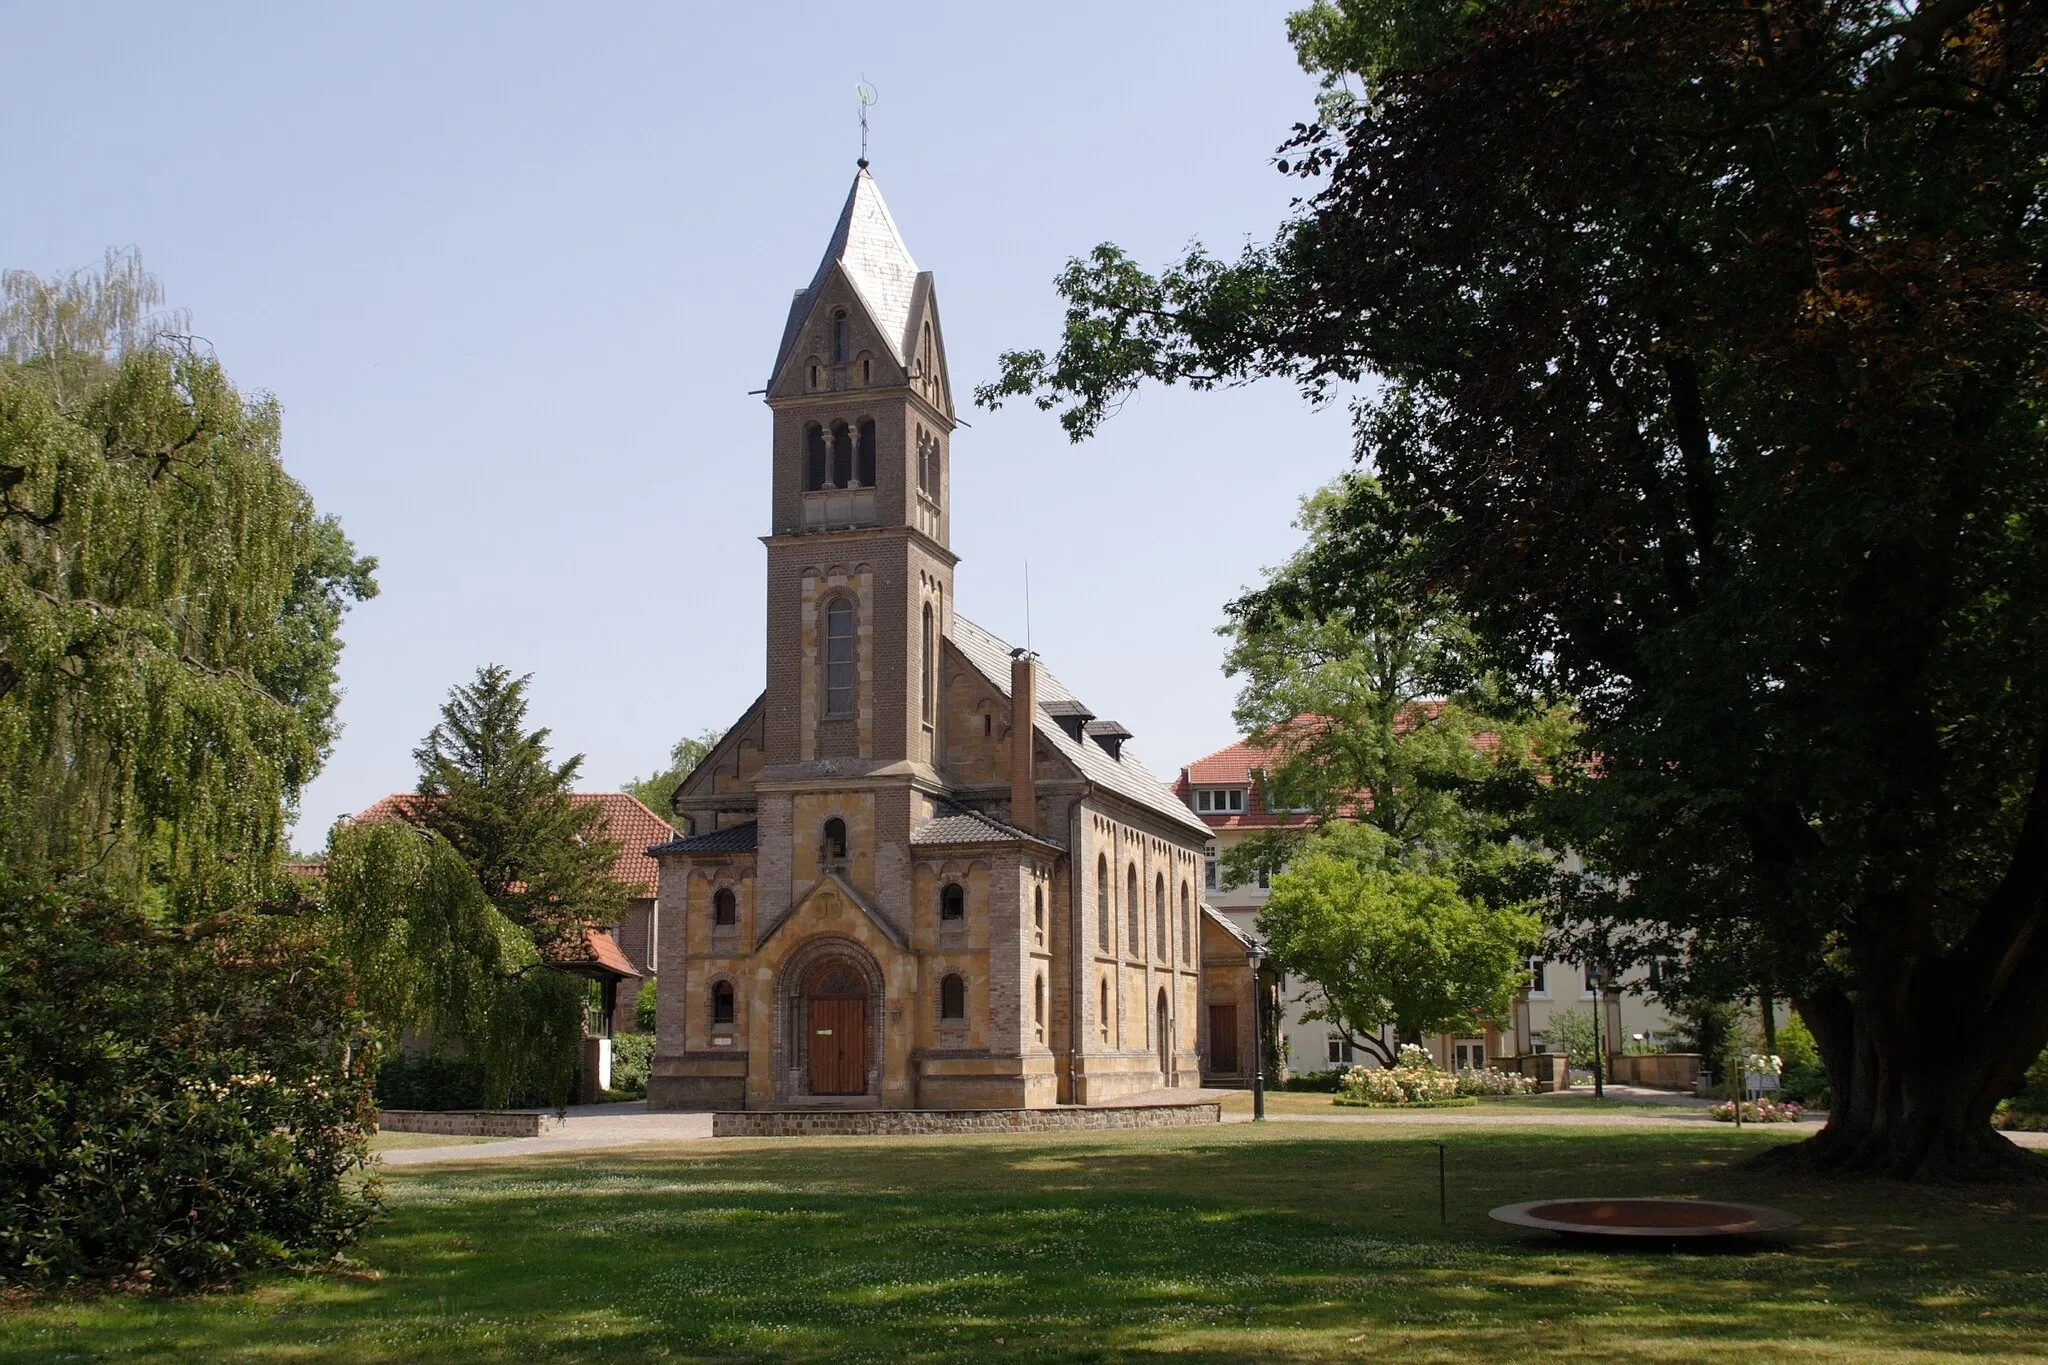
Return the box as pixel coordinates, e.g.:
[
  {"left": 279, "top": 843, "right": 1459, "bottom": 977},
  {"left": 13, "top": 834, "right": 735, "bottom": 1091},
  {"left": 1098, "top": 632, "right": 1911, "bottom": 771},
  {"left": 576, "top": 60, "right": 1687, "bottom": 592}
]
[
  {"left": 770, "top": 168, "right": 923, "bottom": 381},
  {"left": 946, "top": 616, "right": 1212, "bottom": 842},
  {"left": 541, "top": 926, "right": 642, "bottom": 979},
  {"left": 650, "top": 820, "right": 759, "bottom": 857},
  {"left": 350, "top": 791, "right": 670, "bottom": 896},
  {"left": 911, "top": 804, "right": 1064, "bottom": 851}
]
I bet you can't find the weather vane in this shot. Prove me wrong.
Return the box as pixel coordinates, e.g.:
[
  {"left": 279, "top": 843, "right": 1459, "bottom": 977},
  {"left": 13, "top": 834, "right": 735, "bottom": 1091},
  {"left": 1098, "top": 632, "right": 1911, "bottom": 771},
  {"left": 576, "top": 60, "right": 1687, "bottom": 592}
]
[{"left": 856, "top": 78, "right": 877, "bottom": 168}]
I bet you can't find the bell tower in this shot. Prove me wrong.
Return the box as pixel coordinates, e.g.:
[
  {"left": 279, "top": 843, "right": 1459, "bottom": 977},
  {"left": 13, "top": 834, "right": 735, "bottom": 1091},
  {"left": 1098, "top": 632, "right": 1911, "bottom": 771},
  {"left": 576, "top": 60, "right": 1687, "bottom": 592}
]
[{"left": 759, "top": 167, "right": 957, "bottom": 772}]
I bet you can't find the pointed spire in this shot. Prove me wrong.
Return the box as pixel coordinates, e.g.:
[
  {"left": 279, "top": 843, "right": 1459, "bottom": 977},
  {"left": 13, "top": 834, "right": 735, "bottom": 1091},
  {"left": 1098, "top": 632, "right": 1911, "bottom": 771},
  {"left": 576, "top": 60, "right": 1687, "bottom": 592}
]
[{"left": 770, "top": 168, "right": 923, "bottom": 382}]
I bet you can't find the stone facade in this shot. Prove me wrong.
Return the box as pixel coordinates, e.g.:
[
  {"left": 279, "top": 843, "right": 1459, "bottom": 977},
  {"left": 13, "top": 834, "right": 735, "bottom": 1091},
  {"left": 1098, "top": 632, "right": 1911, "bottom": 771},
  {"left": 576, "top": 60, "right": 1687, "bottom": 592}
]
[
  {"left": 712, "top": 1101, "right": 1222, "bottom": 1138},
  {"left": 647, "top": 168, "right": 1247, "bottom": 1113}
]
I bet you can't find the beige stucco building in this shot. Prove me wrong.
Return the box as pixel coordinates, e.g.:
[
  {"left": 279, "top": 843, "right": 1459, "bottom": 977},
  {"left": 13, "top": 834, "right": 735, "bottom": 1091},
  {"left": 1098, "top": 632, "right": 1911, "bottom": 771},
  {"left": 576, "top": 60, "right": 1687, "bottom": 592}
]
[{"left": 646, "top": 167, "right": 1253, "bottom": 1112}]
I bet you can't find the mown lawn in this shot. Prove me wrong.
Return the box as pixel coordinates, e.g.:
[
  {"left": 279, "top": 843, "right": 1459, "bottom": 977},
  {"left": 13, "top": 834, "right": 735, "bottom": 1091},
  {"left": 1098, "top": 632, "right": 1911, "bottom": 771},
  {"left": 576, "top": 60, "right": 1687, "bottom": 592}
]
[{"left": 4, "top": 1122, "right": 2044, "bottom": 1363}]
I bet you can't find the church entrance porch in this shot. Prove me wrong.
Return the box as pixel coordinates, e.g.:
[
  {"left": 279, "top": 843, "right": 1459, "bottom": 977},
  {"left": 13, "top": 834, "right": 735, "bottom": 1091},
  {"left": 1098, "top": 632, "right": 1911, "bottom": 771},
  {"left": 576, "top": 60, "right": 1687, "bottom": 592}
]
[{"left": 806, "top": 965, "right": 868, "bottom": 1095}]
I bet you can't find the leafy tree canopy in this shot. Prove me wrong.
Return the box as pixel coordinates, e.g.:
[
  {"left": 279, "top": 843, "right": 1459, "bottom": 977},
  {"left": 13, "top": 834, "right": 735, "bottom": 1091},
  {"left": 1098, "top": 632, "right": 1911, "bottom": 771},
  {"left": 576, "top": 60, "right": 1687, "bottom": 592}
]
[
  {"left": 624, "top": 727, "right": 725, "bottom": 828},
  {"left": 0, "top": 249, "right": 376, "bottom": 912},
  {"left": 981, "top": 1, "right": 2048, "bottom": 1178}
]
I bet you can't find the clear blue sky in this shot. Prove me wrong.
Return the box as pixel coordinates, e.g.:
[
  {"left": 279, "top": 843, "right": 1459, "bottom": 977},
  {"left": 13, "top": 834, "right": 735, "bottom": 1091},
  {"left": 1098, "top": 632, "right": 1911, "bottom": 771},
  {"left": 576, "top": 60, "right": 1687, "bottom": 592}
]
[{"left": 4, "top": 2, "right": 1358, "bottom": 845}]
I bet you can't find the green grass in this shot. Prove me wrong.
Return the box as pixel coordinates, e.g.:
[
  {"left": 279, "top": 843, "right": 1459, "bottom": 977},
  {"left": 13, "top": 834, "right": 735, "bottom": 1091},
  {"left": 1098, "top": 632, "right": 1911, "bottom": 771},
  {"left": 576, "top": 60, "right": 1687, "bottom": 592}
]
[
  {"left": 4, "top": 1122, "right": 2045, "bottom": 1362},
  {"left": 368, "top": 1132, "right": 508, "bottom": 1152}
]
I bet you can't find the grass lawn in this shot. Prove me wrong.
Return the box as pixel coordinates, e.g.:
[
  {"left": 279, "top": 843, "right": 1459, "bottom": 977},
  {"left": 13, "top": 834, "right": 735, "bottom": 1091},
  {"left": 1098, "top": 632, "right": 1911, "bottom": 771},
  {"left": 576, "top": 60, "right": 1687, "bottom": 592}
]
[
  {"left": 368, "top": 1132, "right": 509, "bottom": 1153},
  {"left": 1218, "top": 1090, "right": 1701, "bottom": 1117},
  {"left": 3, "top": 1121, "right": 2044, "bottom": 1363}
]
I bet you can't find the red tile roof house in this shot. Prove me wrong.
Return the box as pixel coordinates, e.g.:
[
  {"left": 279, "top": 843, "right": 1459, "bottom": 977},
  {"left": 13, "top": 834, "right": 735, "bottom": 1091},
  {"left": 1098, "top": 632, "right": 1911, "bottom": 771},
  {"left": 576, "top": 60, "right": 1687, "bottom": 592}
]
[
  {"left": 347, "top": 791, "right": 672, "bottom": 1095},
  {"left": 1175, "top": 715, "right": 1676, "bottom": 1085}
]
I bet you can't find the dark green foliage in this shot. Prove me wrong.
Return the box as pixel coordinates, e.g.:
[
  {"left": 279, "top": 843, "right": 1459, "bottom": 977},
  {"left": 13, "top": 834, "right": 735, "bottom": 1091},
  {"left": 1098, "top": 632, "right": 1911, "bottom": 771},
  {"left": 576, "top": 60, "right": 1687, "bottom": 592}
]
[
  {"left": 623, "top": 728, "right": 724, "bottom": 828},
  {"left": 1274, "top": 1067, "right": 1346, "bottom": 1093},
  {"left": 373, "top": 1057, "right": 486, "bottom": 1112},
  {"left": 633, "top": 978, "right": 657, "bottom": 1034},
  {"left": 982, "top": 0, "right": 2048, "bottom": 1178},
  {"left": 414, "top": 666, "right": 622, "bottom": 946},
  {"left": 606, "top": 1033, "right": 653, "bottom": 1101},
  {"left": 0, "top": 875, "right": 378, "bottom": 1288}
]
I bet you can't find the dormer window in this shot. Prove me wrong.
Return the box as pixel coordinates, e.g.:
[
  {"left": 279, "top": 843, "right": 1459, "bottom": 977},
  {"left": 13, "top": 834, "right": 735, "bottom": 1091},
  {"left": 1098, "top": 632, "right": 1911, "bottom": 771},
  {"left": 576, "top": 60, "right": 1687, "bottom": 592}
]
[
  {"left": 832, "top": 310, "right": 849, "bottom": 364},
  {"left": 1193, "top": 788, "right": 1245, "bottom": 814}
]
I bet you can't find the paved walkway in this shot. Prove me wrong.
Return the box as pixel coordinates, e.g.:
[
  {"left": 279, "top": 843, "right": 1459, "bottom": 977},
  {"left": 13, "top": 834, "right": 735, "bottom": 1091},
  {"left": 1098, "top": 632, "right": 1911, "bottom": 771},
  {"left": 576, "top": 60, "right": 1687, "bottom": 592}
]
[{"left": 375, "top": 1094, "right": 2047, "bottom": 1165}]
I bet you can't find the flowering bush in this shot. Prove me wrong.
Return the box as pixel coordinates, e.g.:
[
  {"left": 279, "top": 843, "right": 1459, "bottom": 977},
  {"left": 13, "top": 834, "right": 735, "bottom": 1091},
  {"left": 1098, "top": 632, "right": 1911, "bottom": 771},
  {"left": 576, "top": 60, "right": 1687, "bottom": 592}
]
[
  {"left": 1338, "top": 1046, "right": 1467, "bottom": 1106},
  {"left": 1709, "top": 1097, "right": 1805, "bottom": 1123},
  {"left": 1742, "top": 1052, "right": 1784, "bottom": 1078},
  {"left": 1455, "top": 1066, "right": 1537, "bottom": 1096}
]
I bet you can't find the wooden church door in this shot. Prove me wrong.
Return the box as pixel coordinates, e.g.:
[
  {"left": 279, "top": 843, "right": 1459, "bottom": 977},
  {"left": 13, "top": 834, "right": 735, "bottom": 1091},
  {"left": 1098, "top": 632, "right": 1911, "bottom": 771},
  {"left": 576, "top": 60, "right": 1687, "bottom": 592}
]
[{"left": 806, "top": 966, "right": 868, "bottom": 1095}]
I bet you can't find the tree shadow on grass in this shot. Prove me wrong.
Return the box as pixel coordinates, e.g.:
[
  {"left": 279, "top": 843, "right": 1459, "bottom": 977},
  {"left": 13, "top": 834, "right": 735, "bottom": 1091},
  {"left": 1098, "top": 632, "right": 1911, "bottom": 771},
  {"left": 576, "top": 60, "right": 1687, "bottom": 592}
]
[{"left": 4, "top": 1127, "right": 2045, "bottom": 1363}]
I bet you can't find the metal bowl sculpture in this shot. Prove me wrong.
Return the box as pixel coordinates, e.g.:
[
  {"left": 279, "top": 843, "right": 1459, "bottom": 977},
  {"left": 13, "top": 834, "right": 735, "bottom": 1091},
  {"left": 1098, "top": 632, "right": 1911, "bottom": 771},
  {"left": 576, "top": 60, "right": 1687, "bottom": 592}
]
[{"left": 1489, "top": 1198, "right": 1800, "bottom": 1241}]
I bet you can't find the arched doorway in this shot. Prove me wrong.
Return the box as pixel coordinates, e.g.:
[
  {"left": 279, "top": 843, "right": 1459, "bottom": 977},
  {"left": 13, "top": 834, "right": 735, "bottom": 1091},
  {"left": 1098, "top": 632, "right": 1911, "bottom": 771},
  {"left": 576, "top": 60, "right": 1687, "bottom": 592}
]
[
  {"left": 1157, "top": 988, "right": 1171, "bottom": 1080},
  {"left": 807, "top": 961, "right": 869, "bottom": 1095}
]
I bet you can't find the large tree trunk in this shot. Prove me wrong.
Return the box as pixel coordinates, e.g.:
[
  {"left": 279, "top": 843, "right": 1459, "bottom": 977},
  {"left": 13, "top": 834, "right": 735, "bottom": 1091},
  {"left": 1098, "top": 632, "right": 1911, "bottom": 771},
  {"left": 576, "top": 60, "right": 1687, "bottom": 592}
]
[{"left": 1784, "top": 976, "right": 2046, "bottom": 1182}]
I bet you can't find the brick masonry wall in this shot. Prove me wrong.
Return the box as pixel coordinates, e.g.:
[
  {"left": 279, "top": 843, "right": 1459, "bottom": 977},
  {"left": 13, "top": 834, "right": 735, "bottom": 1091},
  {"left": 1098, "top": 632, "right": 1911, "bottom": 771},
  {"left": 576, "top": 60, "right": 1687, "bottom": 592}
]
[
  {"left": 711, "top": 1100, "right": 1221, "bottom": 1138},
  {"left": 376, "top": 1110, "right": 560, "bottom": 1137}
]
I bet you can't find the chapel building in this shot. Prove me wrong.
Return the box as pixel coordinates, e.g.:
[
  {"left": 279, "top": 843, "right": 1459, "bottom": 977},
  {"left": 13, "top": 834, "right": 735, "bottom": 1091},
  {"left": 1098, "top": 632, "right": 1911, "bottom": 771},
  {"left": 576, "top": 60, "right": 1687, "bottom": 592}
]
[{"left": 646, "top": 167, "right": 1251, "bottom": 1111}]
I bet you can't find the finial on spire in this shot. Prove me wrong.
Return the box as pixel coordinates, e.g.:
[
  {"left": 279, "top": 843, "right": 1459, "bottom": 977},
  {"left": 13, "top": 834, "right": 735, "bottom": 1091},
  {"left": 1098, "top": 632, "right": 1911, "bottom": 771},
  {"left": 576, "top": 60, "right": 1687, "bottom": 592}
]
[{"left": 855, "top": 79, "right": 877, "bottom": 169}]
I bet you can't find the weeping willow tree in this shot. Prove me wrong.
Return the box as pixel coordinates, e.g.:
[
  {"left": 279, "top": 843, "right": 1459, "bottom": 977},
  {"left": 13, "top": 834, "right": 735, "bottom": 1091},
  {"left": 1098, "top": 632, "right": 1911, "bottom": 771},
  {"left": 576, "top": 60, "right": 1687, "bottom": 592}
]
[
  {"left": 0, "top": 248, "right": 377, "bottom": 911},
  {"left": 322, "top": 820, "right": 584, "bottom": 1109}
]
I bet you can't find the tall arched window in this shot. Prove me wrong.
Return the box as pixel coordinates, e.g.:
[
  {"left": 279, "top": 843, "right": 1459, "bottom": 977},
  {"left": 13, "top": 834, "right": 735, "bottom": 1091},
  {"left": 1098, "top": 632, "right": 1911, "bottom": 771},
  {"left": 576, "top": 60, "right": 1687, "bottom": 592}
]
[
  {"left": 920, "top": 603, "right": 934, "bottom": 724},
  {"left": 830, "top": 420, "right": 853, "bottom": 488},
  {"left": 1155, "top": 873, "right": 1167, "bottom": 959},
  {"left": 1034, "top": 974, "right": 1046, "bottom": 1042},
  {"left": 1099, "top": 978, "right": 1110, "bottom": 1040},
  {"left": 824, "top": 598, "right": 854, "bottom": 716},
  {"left": 1127, "top": 865, "right": 1140, "bottom": 956},
  {"left": 856, "top": 418, "right": 876, "bottom": 488},
  {"left": 805, "top": 424, "right": 827, "bottom": 491},
  {"left": 832, "top": 309, "right": 849, "bottom": 363},
  {"left": 713, "top": 887, "right": 737, "bottom": 927},
  {"left": 1180, "top": 882, "right": 1192, "bottom": 963},
  {"left": 1096, "top": 854, "right": 1109, "bottom": 951},
  {"left": 939, "top": 882, "right": 964, "bottom": 922},
  {"left": 711, "top": 980, "right": 735, "bottom": 1025},
  {"left": 940, "top": 974, "right": 965, "bottom": 1021},
  {"left": 1034, "top": 885, "right": 1045, "bottom": 937},
  {"left": 822, "top": 818, "right": 847, "bottom": 862}
]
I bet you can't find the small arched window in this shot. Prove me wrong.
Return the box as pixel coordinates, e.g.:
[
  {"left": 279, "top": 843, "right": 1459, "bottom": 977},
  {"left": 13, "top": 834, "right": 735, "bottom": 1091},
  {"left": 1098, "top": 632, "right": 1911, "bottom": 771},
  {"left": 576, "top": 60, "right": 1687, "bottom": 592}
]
[
  {"left": 830, "top": 420, "right": 853, "bottom": 488},
  {"left": 713, "top": 887, "right": 737, "bottom": 927},
  {"left": 1096, "top": 854, "right": 1110, "bottom": 951},
  {"left": 1034, "top": 974, "right": 1046, "bottom": 1041},
  {"left": 833, "top": 309, "right": 849, "bottom": 363},
  {"left": 805, "top": 424, "right": 827, "bottom": 491},
  {"left": 822, "top": 818, "right": 847, "bottom": 862},
  {"left": 856, "top": 418, "right": 876, "bottom": 488},
  {"left": 1099, "top": 978, "right": 1110, "bottom": 1041},
  {"left": 920, "top": 604, "right": 934, "bottom": 724},
  {"left": 808, "top": 363, "right": 821, "bottom": 390},
  {"left": 860, "top": 356, "right": 872, "bottom": 386},
  {"left": 1127, "top": 865, "right": 1140, "bottom": 956},
  {"left": 824, "top": 598, "right": 854, "bottom": 717},
  {"left": 939, "top": 882, "right": 965, "bottom": 922},
  {"left": 940, "top": 973, "right": 966, "bottom": 1020},
  {"left": 711, "top": 980, "right": 735, "bottom": 1025},
  {"left": 1180, "top": 882, "right": 1191, "bottom": 963},
  {"left": 1155, "top": 873, "right": 1167, "bottom": 959}
]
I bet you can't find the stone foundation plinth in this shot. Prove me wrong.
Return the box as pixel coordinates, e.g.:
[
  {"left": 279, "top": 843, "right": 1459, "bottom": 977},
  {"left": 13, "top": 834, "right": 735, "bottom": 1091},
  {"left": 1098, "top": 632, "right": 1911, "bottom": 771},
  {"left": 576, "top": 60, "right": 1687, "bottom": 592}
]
[
  {"left": 375, "top": 1110, "right": 561, "bottom": 1137},
  {"left": 712, "top": 1101, "right": 1220, "bottom": 1138}
]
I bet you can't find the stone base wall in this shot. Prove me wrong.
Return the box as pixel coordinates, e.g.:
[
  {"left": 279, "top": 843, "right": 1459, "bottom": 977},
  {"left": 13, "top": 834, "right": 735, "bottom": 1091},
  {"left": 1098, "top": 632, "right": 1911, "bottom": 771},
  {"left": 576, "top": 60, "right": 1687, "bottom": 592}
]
[
  {"left": 713, "top": 1101, "right": 1221, "bottom": 1138},
  {"left": 649, "top": 1075, "right": 749, "bottom": 1111},
  {"left": 1609, "top": 1052, "right": 1702, "bottom": 1091},
  {"left": 376, "top": 1110, "right": 561, "bottom": 1137}
]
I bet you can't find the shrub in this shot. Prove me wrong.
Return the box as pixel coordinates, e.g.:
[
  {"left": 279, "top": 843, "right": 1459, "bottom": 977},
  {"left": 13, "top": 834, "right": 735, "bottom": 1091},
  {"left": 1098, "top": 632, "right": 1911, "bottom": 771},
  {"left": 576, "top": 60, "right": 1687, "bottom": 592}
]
[
  {"left": 1338, "top": 1046, "right": 1465, "bottom": 1106},
  {"left": 634, "top": 979, "right": 658, "bottom": 1033},
  {"left": 1777, "top": 1061, "right": 1832, "bottom": 1108},
  {"left": 607, "top": 1033, "right": 653, "bottom": 1100},
  {"left": 0, "top": 876, "right": 379, "bottom": 1289},
  {"left": 1276, "top": 1068, "right": 1347, "bottom": 1093},
  {"left": 375, "top": 1056, "right": 487, "bottom": 1111},
  {"left": 1455, "top": 1066, "right": 1537, "bottom": 1096},
  {"left": 1708, "top": 1097, "right": 1804, "bottom": 1123}
]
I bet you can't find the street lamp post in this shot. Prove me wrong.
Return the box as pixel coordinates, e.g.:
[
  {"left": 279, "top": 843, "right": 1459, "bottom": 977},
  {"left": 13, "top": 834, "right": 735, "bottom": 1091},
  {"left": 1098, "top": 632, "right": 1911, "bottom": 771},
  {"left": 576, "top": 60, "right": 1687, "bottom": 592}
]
[
  {"left": 1248, "top": 945, "right": 1267, "bottom": 1122},
  {"left": 1587, "top": 961, "right": 1608, "bottom": 1100}
]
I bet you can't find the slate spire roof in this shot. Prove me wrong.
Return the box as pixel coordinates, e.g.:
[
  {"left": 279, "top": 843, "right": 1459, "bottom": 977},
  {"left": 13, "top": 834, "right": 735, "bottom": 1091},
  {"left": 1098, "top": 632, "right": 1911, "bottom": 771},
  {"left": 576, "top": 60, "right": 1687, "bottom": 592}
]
[{"left": 771, "top": 167, "right": 923, "bottom": 381}]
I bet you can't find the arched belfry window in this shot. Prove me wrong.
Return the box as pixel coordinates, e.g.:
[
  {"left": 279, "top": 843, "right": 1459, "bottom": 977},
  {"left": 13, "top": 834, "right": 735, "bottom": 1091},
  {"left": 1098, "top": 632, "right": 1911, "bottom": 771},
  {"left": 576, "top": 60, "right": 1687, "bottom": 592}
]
[
  {"left": 805, "top": 424, "right": 827, "bottom": 492},
  {"left": 712, "top": 980, "right": 735, "bottom": 1026},
  {"left": 713, "top": 887, "right": 737, "bottom": 928},
  {"left": 940, "top": 974, "right": 966, "bottom": 1020},
  {"left": 940, "top": 881, "right": 965, "bottom": 922},
  {"left": 1127, "top": 865, "right": 1140, "bottom": 956},
  {"left": 822, "top": 817, "right": 847, "bottom": 863},
  {"left": 920, "top": 604, "right": 934, "bottom": 725},
  {"left": 1096, "top": 854, "right": 1110, "bottom": 951},
  {"left": 824, "top": 598, "right": 854, "bottom": 717},
  {"left": 1155, "top": 873, "right": 1167, "bottom": 960},
  {"left": 833, "top": 309, "right": 849, "bottom": 364},
  {"left": 830, "top": 421, "right": 853, "bottom": 488},
  {"left": 856, "top": 418, "right": 876, "bottom": 488}
]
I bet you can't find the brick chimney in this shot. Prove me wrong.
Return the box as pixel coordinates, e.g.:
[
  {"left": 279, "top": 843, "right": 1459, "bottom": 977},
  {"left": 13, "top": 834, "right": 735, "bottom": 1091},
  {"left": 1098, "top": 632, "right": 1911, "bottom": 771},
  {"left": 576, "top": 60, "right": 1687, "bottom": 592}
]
[{"left": 1011, "top": 651, "right": 1037, "bottom": 834}]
